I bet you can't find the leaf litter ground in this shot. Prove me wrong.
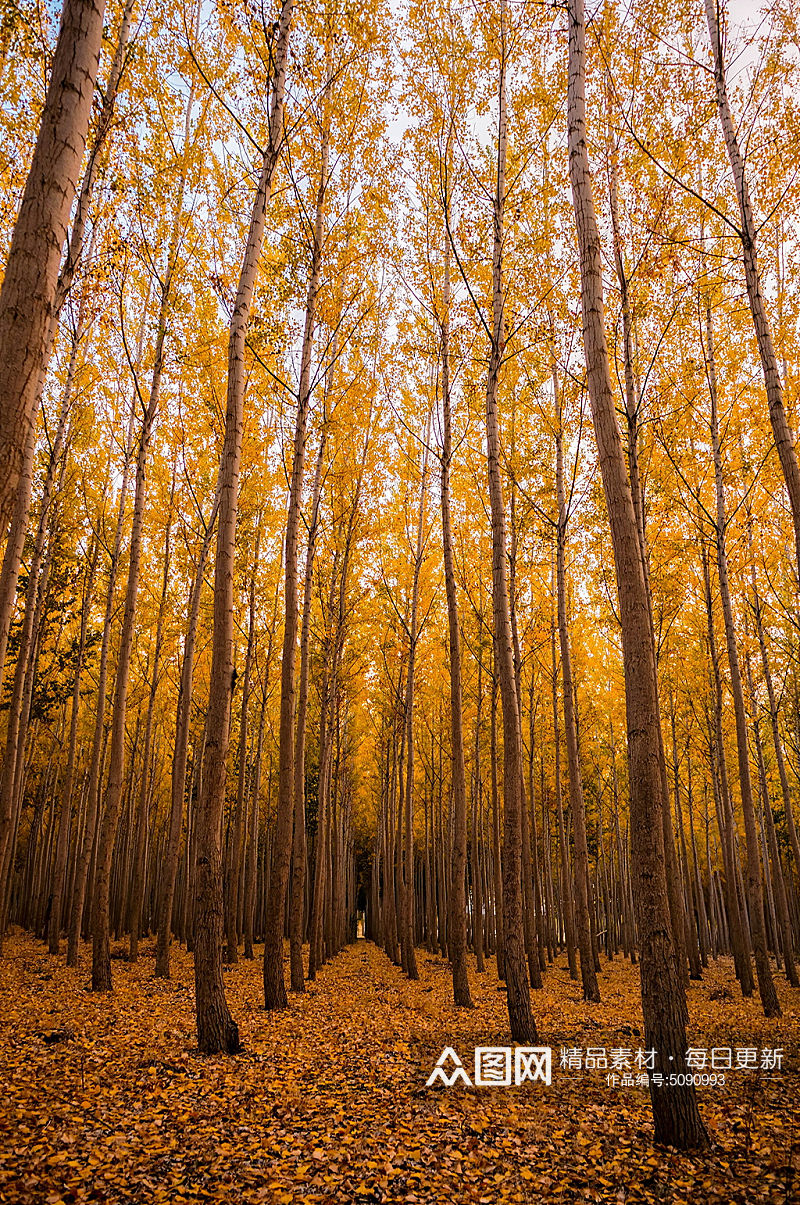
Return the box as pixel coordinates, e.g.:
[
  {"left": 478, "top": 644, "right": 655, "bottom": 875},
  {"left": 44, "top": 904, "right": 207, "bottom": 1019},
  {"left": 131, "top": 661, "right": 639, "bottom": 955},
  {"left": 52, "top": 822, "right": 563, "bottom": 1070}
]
[{"left": 0, "top": 933, "right": 798, "bottom": 1203}]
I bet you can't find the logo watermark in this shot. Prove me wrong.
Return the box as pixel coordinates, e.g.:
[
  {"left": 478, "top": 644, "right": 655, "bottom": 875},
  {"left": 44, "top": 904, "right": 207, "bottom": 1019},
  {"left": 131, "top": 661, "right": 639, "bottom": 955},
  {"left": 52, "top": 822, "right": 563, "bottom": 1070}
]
[
  {"left": 425, "top": 1045, "right": 783, "bottom": 1089},
  {"left": 426, "top": 1046, "right": 552, "bottom": 1087}
]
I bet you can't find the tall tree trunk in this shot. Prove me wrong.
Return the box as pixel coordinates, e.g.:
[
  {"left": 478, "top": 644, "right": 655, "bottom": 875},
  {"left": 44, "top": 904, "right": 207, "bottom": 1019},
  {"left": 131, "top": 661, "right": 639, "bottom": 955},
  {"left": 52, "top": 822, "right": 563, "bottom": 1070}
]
[
  {"left": 748, "top": 653, "right": 797, "bottom": 984},
  {"left": 66, "top": 397, "right": 138, "bottom": 968},
  {"left": 244, "top": 689, "right": 267, "bottom": 959},
  {"left": 608, "top": 152, "right": 689, "bottom": 986},
  {"left": 566, "top": 0, "right": 706, "bottom": 1148},
  {"left": 670, "top": 704, "right": 703, "bottom": 976},
  {"left": 701, "top": 540, "right": 753, "bottom": 991},
  {"left": 290, "top": 423, "right": 326, "bottom": 990},
  {"left": 91, "top": 335, "right": 164, "bottom": 990},
  {"left": 752, "top": 571, "right": 800, "bottom": 895},
  {"left": 705, "top": 0, "right": 800, "bottom": 577},
  {"left": 47, "top": 538, "right": 98, "bottom": 954},
  {"left": 480, "top": 0, "right": 536, "bottom": 1046},
  {"left": 129, "top": 496, "right": 172, "bottom": 962},
  {"left": 225, "top": 530, "right": 259, "bottom": 964},
  {"left": 91, "top": 129, "right": 192, "bottom": 989},
  {"left": 401, "top": 435, "right": 429, "bottom": 982},
  {"left": 440, "top": 230, "right": 472, "bottom": 1007},
  {"left": 551, "top": 595, "right": 577, "bottom": 979},
  {"left": 308, "top": 593, "right": 336, "bottom": 981},
  {"left": 528, "top": 681, "right": 546, "bottom": 972},
  {"left": 0, "top": 0, "right": 132, "bottom": 701},
  {"left": 194, "top": 0, "right": 292, "bottom": 1051},
  {"left": 155, "top": 494, "right": 218, "bottom": 977},
  {"left": 0, "top": 0, "right": 106, "bottom": 525},
  {"left": 556, "top": 421, "right": 600, "bottom": 1002},
  {"left": 686, "top": 758, "right": 712, "bottom": 965},
  {"left": 509, "top": 486, "right": 542, "bottom": 991},
  {"left": 264, "top": 79, "right": 327, "bottom": 1010},
  {"left": 706, "top": 302, "right": 780, "bottom": 1017}
]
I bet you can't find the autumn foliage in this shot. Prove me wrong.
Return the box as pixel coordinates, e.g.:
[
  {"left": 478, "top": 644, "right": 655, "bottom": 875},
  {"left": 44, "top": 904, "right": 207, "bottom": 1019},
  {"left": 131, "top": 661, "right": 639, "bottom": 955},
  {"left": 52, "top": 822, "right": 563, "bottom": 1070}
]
[{"left": 0, "top": 0, "right": 799, "bottom": 1194}]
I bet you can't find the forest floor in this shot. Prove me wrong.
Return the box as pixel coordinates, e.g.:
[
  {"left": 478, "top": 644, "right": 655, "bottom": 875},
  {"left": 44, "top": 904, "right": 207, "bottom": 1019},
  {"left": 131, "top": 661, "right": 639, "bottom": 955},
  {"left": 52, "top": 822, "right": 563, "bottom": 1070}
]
[{"left": 0, "top": 933, "right": 798, "bottom": 1204}]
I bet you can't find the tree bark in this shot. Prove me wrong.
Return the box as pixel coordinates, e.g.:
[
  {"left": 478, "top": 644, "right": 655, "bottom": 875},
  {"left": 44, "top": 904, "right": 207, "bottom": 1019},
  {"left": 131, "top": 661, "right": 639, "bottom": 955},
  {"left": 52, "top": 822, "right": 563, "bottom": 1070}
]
[
  {"left": 129, "top": 497, "right": 172, "bottom": 962},
  {"left": 701, "top": 539, "right": 753, "bottom": 991},
  {"left": 551, "top": 592, "right": 577, "bottom": 978},
  {"left": 566, "top": 0, "right": 706, "bottom": 1147},
  {"left": 91, "top": 325, "right": 167, "bottom": 991},
  {"left": 706, "top": 302, "right": 780, "bottom": 1017},
  {"left": 556, "top": 420, "right": 600, "bottom": 1002},
  {"left": 439, "top": 230, "right": 473, "bottom": 1006},
  {"left": 608, "top": 151, "right": 689, "bottom": 985},
  {"left": 705, "top": 0, "right": 800, "bottom": 577},
  {"left": 225, "top": 532, "right": 259, "bottom": 964},
  {"left": 0, "top": 0, "right": 106, "bottom": 525},
  {"left": 194, "top": 0, "right": 292, "bottom": 1051},
  {"left": 400, "top": 433, "right": 429, "bottom": 982},
  {"left": 47, "top": 538, "right": 98, "bottom": 954},
  {"left": 482, "top": 0, "right": 535, "bottom": 1046},
  {"left": 155, "top": 495, "right": 218, "bottom": 977},
  {"left": 264, "top": 68, "right": 326, "bottom": 1010},
  {"left": 66, "top": 396, "right": 138, "bottom": 968},
  {"left": 752, "top": 571, "right": 800, "bottom": 897},
  {"left": 289, "top": 423, "right": 326, "bottom": 991}
]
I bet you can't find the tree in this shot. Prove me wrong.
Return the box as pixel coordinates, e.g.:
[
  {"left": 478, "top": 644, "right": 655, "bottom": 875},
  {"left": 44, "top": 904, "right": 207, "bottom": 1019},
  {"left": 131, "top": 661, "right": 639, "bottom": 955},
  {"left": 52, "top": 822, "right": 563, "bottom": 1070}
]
[
  {"left": 483, "top": 0, "right": 537, "bottom": 1046},
  {"left": 0, "top": 0, "right": 107, "bottom": 527},
  {"left": 263, "top": 42, "right": 330, "bottom": 1010},
  {"left": 704, "top": 0, "right": 800, "bottom": 579},
  {"left": 194, "top": 0, "right": 292, "bottom": 1051},
  {"left": 565, "top": 0, "right": 707, "bottom": 1149},
  {"left": 440, "top": 231, "right": 473, "bottom": 1008}
]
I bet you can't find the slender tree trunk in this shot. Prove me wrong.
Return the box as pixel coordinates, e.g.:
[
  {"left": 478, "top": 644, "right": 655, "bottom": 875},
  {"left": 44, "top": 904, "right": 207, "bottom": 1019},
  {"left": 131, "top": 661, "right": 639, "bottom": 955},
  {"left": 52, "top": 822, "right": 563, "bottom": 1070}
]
[
  {"left": 528, "top": 682, "right": 546, "bottom": 972},
  {"left": 751, "top": 689, "right": 797, "bottom": 983},
  {"left": 752, "top": 573, "right": 800, "bottom": 895},
  {"left": 309, "top": 592, "right": 337, "bottom": 981},
  {"left": 244, "top": 689, "right": 267, "bottom": 959},
  {"left": 194, "top": 0, "right": 292, "bottom": 1051},
  {"left": 0, "top": 0, "right": 106, "bottom": 524},
  {"left": 509, "top": 490, "right": 542, "bottom": 992},
  {"left": 705, "top": 307, "right": 780, "bottom": 1016},
  {"left": 551, "top": 599, "right": 577, "bottom": 978},
  {"left": 0, "top": 383, "right": 71, "bottom": 912},
  {"left": 129, "top": 501, "right": 172, "bottom": 962},
  {"left": 290, "top": 424, "right": 326, "bottom": 990},
  {"left": 439, "top": 231, "right": 473, "bottom": 1006},
  {"left": 47, "top": 539, "right": 98, "bottom": 954},
  {"left": 264, "top": 77, "right": 327, "bottom": 1009},
  {"left": 91, "top": 171, "right": 188, "bottom": 991},
  {"left": 701, "top": 541, "right": 753, "bottom": 990},
  {"left": 686, "top": 759, "right": 711, "bottom": 965},
  {"left": 66, "top": 404, "right": 137, "bottom": 967},
  {"left": 401, "top": 435, "right": 429, "bottom": 982},
  {"left": 155, "top": 494, "right": 218, "bottom": 977},
  {"left": 566, "top": 0, "right": 706, "bottom": 1147},
  {"left": 670, "top": 704, "right": 703, "bottom": 978},
  {"left": 705, "top": 0, "right": 800, "bottom": 576},
  {"left": 480, "top": 0, "right": 536, "bottom": 1045},
  {"left": 555, "top": 423, "right": 600, "bottom": 1001},
  {"left": 608, "top": 151, "right": 689, "bottom": 984},
  {"left": 225, "top": 532, "right": 259, "bottom": 964},
  {"left": 91, "top": 376, "right": 160, "bottom": 988}
]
